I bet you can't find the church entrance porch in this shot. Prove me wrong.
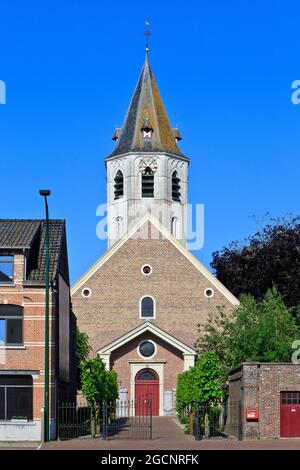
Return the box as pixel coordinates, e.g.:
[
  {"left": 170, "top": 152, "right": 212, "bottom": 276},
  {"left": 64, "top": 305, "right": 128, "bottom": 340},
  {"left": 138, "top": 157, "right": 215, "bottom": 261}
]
[
  {"left": 97, "top": 322, "right": 196, "bottom": 416},
  {"left": 135, "top": 369, "right": 159, "bottom": 416}
]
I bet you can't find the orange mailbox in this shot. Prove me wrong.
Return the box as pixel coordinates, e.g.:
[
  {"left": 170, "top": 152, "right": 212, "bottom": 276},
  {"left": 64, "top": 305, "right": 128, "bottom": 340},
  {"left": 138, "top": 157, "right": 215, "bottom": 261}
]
[{"left": 246, "top": 408, "right": 259, "bottom": 421}]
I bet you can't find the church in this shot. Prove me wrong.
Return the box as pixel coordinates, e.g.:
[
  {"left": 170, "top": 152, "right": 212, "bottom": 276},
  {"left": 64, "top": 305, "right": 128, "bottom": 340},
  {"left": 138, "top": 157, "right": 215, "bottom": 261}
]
[{"left": 71, "top": 49, "right": 239, "bottom": 416}]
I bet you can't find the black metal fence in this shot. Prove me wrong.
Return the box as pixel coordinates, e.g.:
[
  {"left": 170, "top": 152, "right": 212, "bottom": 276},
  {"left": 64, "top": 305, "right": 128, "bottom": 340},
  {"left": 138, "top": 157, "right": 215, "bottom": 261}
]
[
  {"left": 57, "top": 402, "right": 92, "bottom": 440},
  {"left": 102, "top": 398, "right": 153, "bottom": 440},
  {"left": 193, "top": 401, "right": 243, "bottom": 441}
]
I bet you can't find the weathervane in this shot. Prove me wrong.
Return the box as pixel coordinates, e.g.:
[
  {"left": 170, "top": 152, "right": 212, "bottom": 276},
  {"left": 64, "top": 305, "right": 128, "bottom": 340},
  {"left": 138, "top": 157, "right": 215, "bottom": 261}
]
[{"left": 145, "top": 20, "right": 150, "bottom": 53}]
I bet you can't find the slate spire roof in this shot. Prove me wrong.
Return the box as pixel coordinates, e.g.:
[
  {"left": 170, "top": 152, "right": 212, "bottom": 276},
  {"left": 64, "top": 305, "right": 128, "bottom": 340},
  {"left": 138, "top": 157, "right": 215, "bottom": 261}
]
[{"left": 108, "top": 53, "right": 185, "bottom": 158}]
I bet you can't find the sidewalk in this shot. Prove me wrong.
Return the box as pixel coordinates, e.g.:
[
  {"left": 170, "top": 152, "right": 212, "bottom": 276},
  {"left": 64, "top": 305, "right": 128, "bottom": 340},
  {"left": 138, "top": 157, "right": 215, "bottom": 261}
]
[{"left": 40, "top": 417, "right": 300, "bottom": 451}]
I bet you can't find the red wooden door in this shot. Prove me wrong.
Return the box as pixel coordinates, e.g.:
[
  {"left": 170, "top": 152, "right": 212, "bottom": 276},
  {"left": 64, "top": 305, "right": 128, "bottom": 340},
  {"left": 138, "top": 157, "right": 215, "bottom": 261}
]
[
  {"left": 280, "top": 392, "right": 300, "bottom": 437},
  {"left": 135, "top": 369, "right": 159, "bottom": 416}
]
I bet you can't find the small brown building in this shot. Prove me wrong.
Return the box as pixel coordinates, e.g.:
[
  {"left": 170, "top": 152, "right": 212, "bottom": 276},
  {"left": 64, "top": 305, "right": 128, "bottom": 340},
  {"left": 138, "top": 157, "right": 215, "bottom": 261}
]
[{"left": 228, "top": 363, "right": 300, "bottom": 439}]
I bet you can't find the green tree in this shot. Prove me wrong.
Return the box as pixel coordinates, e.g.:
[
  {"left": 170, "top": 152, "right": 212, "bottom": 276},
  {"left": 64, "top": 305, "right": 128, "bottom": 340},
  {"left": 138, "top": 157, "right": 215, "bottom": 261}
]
[
  {"left": 176, "top": 352, "right": 226, "bottom": 430},
  {"left": 76, "top": 327, "right": 92, "bottom": 389},
  {"left": 197, "top": 287, "right": 299, "bottom": 370},
  {"left": 80, "top": 357, "right": 119, "bottom": 437},
  {"left": 80, "top": 357, "right": 118, "bottom": 405},
  {"left": 76, "top": 327, "right": 91, "bottom": 366},
  {"left": 211, "top": 216, "right": 300, "bottom": 315}
]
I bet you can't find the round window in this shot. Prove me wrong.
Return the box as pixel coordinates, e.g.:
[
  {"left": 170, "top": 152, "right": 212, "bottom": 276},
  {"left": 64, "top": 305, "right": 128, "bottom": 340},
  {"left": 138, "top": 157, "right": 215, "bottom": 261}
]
[
  {"left": 138, "top": 340, "right": 156, "bottom": 358},
  {"left": 82, "top": 288, "right": 91, "bottom": 298},
  {"left": 204, "top": 288, "right": 214, "bottom": 298},
  {"left": 142, "top": 265, "right": 152, "bottom": 275}
]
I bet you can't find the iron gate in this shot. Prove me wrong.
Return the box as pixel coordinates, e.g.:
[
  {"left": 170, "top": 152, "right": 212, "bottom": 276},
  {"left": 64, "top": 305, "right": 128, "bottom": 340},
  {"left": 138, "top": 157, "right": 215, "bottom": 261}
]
[
  {"left": 102, "top": 398, "right": 153, "bottom": 440},
  {"left": 193, "top": 401, "right": 243, "bottom": 441},
  {"left": 57, "top": 402, "right": 92, "bottom": 440}
]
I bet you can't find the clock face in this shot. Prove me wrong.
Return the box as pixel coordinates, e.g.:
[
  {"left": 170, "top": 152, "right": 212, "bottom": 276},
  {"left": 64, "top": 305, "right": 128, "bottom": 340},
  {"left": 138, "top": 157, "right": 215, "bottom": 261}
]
[{"left": 139, "top": 157, "right": 158, "bottom": 175}]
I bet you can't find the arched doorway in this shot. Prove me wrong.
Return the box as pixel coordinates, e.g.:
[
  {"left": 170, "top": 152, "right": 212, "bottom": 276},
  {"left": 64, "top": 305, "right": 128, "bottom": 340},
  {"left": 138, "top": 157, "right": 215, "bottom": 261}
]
[{"left": 135, "top": 368, "right": 159, "bottom": 416}]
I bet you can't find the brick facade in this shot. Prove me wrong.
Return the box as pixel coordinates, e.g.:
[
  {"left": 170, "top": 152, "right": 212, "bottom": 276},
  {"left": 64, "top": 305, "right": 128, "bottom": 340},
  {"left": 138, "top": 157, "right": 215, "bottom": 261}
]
[
  {"left": 0, "top": 220, "right": 76, "bottom": 441},
  {"left": 228, "top": 363, "right": 300, "bottom": 439},
  {"left": 72, "top": 228, "right": 235, "bottom": 352},
  {"left": 72, "top": 220, "right": 237, "bottom": 414}
]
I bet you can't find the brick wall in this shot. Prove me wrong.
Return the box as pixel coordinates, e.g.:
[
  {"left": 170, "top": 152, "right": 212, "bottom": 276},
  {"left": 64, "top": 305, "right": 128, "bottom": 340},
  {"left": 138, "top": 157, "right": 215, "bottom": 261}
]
[
  {"left": 0, "top": 256, "right": 75, "bottom": 424},
  {"left": 229, "top": 363, "right": 300, "bottom": 439},
  {"left": 110, "top": 331, "right": 183, "bottom": 394},
  {"left": 72, "top": 232, "right": 235, "bottom": 356}
]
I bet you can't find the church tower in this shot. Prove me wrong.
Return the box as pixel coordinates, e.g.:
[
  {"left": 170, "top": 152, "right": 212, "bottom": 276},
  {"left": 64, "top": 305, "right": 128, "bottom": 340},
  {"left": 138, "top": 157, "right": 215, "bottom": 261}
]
[{"left": 105, "top": 50, "right": 189, "bottom": 248}]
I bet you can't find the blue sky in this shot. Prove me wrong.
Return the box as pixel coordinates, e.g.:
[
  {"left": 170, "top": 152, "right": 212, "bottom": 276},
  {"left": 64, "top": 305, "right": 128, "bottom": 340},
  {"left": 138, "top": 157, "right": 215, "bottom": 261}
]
[{"left": 0, "top": 0, "right": 299, "bottom": 283}]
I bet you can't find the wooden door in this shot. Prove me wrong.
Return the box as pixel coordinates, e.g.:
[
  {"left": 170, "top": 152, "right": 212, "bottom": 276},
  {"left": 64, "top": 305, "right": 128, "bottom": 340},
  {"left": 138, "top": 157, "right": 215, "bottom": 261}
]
[
  {"left": 280, "top": 392, "right": 300, "bottom": 437},
  {"left": 135, "top": 369, "right": 159, "bottom": 416}
]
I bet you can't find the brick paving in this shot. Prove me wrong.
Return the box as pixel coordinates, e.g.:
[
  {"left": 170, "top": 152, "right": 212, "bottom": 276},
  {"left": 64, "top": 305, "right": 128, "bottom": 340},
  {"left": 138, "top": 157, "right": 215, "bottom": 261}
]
[{"left": 39, "top": 417, "right": 300, "bottom": 451}]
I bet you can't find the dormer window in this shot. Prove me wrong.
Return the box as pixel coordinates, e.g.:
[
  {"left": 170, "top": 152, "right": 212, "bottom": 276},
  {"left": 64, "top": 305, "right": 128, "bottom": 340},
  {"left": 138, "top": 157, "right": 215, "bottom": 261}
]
[
  {"left": 143, "top": 130, "right": 152, "bottom": 140},
  {"left": 141, "top": 118, "right": 153, "bottom": 140},
  {"left": 0, "top": 256, "right": 14, "bottom": 284}
]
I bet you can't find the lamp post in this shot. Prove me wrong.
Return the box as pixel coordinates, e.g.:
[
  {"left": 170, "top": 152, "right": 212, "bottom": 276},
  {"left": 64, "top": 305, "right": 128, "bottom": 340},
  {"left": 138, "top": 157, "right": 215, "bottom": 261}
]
[{"left": 39, "top": 189, "right": 51, "bottom": 442}]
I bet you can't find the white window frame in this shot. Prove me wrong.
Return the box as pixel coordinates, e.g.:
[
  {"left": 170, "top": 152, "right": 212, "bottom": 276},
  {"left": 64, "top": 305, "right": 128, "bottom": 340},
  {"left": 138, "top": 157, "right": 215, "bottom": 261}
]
[
  {"left": 81, "top": 287, "right": 92, "bottom": 298},
  {"left": 204, "top": 288, "right": 214, "bottom": 298},
  {"left": 141, "top": 264, "right": 153, "bottom": 276},
  {"left": 137, "top": 339, "right": 157, "bottom": 359},
  {"left": 139, "top": 295, "right": 156, "bottom": 319}
]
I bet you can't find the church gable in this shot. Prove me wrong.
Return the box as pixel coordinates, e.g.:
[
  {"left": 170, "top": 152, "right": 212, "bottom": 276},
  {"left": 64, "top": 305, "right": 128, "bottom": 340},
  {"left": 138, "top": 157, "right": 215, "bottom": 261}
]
[{"left": 71, "top": 215, "right": 238, "bottom": 353}]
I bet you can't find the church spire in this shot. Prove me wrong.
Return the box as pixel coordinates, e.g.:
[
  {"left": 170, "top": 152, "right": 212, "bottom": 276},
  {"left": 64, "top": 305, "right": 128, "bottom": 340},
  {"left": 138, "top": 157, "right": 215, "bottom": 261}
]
[{"left": 109, "top": 51, "right": 184, "bottom": 158}]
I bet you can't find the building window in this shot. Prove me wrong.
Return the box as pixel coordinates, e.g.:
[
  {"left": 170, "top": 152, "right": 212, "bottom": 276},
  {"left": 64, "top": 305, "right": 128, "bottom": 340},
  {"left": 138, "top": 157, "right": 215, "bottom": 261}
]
[
  {"left": 81, "top": 288, "right": 91, "bottom": 298},
  {"left": 0, "top": 375, "right": 33, "bottom": 421},
  {"left": 116, "top": 216, "right": 124, "bottom": 238},
  {"left": 172, "top": 171, "right": 181, "bottom": 202},
  {"left": 141, "top": 167, "right": 154, "bottom": 198},
  {"left": 0, "top": 256, "right": 14, "bottom": 283},
  {"left": 141, "top": 264, "right": 152, "bottom": 276},
  {"left": 171, "top": 216, "right": 179, "bottom": 237},
  {"left": 0, "top": 305, "right": 23, "bottom": 346},
  {"left": 138, "top": 340, "right": 156, "bottom": 359},
  {"left": 281, "top": 391, "right": 300, "bottom": 404},
  {"left": 204, "top": 288, "right": 214, "bottom": 298},
  {"left": 140, "top": 296, "right": 155, "bottom": 319},
  {"left": 136, "top": 369, "right": 158, "bottom": 381},
  {"left": 114, "top": 170, "right": 124, "bottom": 199}
]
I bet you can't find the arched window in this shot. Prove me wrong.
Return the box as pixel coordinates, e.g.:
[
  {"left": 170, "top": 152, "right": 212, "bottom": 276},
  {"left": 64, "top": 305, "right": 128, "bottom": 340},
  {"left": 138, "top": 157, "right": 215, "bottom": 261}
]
[
  {"left": 141, "top": 167, "right": 154, "bottom": 198},
  {"left": 172, "top": 170, "right": 181, "bottom": 202},
  {"left": 116, "top": 216, "right": 124, "bottom": 238},
  {"left": 140, "top": 296, "right": 155, "bottom": 318},
  {"left": 114, "top": 170, "right": 124, "bottom": 200},
  {"left": 171, "top": 216, "right": 179, "bottom": 237},
  {"left": 136, "top": 369, "right": 158, "bottom": 381},
  {"left": 0, "top": 305, "right": 23, "bottom": 345}
]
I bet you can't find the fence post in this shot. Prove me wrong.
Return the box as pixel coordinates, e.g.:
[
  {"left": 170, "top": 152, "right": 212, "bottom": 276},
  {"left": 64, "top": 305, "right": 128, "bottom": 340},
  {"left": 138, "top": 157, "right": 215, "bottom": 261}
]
[
  {"left": 238, "top": 401, "right": 243, "bottom": 441},
  {"left": 149, "top": 399, "right": 153, "bottom": 440},
  {"left": 194, "top": 403, "right": 202, "bottom": 441},
  {"left": 102, "top": 401, "right": 107, "bottom": 440}
]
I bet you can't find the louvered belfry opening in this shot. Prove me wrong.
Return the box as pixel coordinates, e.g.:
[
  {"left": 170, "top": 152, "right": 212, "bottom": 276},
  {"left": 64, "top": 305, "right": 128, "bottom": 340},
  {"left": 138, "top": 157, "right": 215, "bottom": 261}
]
[
  {"left": 172, "top": 171, "right": 181, "bottom": 202},
  {"left": 142, "top": 167, "right": 154, "bottom": 198},
  {"left": 114, "top": 170, "right": 124, "bottom": 199}
]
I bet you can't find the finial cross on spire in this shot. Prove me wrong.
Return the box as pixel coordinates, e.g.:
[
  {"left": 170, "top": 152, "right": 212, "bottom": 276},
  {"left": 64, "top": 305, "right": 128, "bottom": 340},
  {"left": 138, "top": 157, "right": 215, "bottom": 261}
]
[{"left": 145, "top": 20, "right": 150, "bottom": 53}]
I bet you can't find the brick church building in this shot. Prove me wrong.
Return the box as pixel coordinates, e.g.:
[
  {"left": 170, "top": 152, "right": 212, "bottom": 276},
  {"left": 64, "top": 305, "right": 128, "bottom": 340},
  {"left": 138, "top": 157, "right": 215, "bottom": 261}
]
[{"left": 71, "top": 51, "right": 239, "bottom": 416}]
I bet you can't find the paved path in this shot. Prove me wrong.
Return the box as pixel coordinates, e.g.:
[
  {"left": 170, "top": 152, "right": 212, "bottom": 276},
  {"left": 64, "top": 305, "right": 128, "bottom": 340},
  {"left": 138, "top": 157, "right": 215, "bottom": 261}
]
[{"left": 40, "top": 417, "right": 300, "bottom": 451}]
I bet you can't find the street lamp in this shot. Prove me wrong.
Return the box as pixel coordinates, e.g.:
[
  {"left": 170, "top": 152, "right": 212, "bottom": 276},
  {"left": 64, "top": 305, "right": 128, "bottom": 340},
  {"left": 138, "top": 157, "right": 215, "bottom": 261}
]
[{"left": 39, "top": 189, "right": 51, "bottom": 442}]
